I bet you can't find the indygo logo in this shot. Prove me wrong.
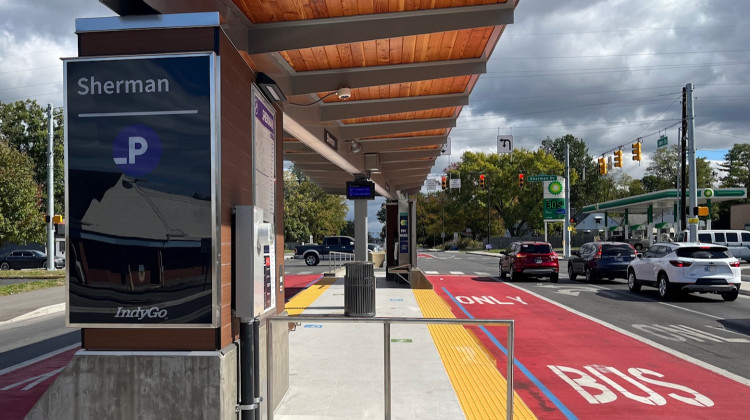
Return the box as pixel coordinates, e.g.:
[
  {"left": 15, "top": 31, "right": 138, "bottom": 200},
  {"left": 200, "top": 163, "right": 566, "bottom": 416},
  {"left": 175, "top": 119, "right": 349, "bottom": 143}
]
[
  {"left": 114, "top": 306, "right": 168, "bottom": 320},
  {"left": 112, "top": 124, "right": 162, "bottom": 177}
]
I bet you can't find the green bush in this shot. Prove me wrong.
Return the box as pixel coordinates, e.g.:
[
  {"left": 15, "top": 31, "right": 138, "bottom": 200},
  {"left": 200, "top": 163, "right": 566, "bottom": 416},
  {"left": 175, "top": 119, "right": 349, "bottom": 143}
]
[{"left": 443, "top": 237, "right": 483, "bottom": 250}]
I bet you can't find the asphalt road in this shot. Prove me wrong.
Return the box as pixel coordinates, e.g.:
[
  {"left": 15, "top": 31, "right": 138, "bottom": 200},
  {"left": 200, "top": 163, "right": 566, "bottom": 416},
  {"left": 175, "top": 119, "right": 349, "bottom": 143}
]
[{"left": 416, "top": 250, "right": 750, "bottom": 383}]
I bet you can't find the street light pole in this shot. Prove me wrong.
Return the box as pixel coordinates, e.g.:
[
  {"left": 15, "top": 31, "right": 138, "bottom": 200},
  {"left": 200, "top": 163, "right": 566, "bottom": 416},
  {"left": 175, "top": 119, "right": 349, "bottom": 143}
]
[{"left": 487, "top": 180, "right": 491, "bottom": 247}]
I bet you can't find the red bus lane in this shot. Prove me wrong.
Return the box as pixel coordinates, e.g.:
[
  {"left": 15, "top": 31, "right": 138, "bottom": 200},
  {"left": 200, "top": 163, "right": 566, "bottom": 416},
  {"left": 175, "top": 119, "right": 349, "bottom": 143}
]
[
  {"left": 0, "top": 346, "right": 79, "bottom": 420},
  {"left": 427, "top": 275, "right": 750, "bottom": 419}
]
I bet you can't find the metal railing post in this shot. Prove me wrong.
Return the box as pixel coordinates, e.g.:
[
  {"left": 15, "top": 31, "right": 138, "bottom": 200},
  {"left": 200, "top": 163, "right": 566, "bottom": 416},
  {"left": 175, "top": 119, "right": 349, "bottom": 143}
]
[
  {"left": 384, "top": 321, "right": 391, "bottom": 420},
  {"left": 506, "top": 322, "right": 514, "bottom": 420}
]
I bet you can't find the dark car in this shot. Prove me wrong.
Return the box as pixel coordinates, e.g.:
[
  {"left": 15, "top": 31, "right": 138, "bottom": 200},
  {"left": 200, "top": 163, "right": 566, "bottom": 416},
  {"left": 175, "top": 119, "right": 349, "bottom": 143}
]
[
  {"left": 568, "top": 242, "right": 636, "bottom": 282},
  {"left": 499, "top": 241, "right": 559, "bottom": 282},
  {"left": 0, "top": 249, "right": 48, "bottom": 270}
]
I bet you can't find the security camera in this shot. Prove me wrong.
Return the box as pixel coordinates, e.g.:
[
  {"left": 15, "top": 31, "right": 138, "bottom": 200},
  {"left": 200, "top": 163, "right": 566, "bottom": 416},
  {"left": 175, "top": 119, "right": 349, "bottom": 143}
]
[
  {"left": 441, "top": 147, "right": 447, "bottom": 153},
  {"left": 336, "top": 87, "right": 352, "bottom": 100}
]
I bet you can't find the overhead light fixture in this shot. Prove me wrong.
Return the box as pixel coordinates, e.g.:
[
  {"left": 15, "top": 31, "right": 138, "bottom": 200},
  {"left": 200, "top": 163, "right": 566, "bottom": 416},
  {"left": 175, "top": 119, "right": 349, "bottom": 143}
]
[
  {"left": 336, "top": 87, "right": 352, "bottom": 100},
  {"left": 350, "top": 139, "right": 362, "bottom": 154},
  {"left": 256, "top": 72, "right": 287, "bottom": 104}
]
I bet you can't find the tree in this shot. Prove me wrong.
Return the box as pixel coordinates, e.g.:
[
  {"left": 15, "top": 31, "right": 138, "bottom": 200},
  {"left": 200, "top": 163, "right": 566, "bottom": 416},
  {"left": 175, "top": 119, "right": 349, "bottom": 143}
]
[
  {"left": 719, "top": 143, "right": 750, "bottom": 192},
  {"left": 644, "top": 145, "right": 715, "bottom": 192},
  {"left": 0, "top": 100, "right": 64, "bottom": 214},
  {"left": 283, "top": 166, "right": 348, "bottom": 243},
  {"left": 442, "top": 150, "right": 567, "bottom": 237},
  {"left": 0, "top": 140, "right": 45, "bottom": 245}
]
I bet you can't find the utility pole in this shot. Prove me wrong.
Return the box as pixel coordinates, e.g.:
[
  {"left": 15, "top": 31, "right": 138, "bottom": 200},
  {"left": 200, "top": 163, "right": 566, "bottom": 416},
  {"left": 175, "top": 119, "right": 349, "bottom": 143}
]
[
  {"left": 563, "top": 142, "right": 571, "bottom": 258},
  {"left": 680, "top": 87, "right": 687, "bottom": 234},
  {"left": 487, "top": 180, "right": 491, "bottom": 247},
  {"left": 686, "top": 83, "right": 698, "bottom": 242},
  {"left": 46, "top": 104, "right": 56, "bottom": 271}
]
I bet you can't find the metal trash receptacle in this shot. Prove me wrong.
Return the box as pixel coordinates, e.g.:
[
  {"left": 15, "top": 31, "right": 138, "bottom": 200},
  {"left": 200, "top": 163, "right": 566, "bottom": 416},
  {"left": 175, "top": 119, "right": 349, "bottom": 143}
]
[{"left": 344, "top": 262, "right": 376, "bottom": 317}]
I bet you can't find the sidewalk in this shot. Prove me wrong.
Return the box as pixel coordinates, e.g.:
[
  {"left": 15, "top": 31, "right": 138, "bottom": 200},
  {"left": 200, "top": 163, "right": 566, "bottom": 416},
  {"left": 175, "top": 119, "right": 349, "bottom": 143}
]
[{"left": 274, "top": 269, "right": 467, "bottom": 419}]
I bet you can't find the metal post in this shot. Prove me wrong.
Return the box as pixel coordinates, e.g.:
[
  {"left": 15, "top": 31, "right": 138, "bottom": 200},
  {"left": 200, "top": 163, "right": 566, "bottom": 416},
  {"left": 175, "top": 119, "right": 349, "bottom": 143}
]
[
  {"left": 487, "top": 181, "right": 491, "bottom": 247},
  {"left": 46, "top": 104, "right": 55, "bottom": 270},
  {"left": 239, "top": 319, "right": 255, "bottom": 420},
  {"left": 564, "top": 142, "right": 571, "bottom": 258},
  {"left": 686, "top": 83, "right": 698, "bottom": 241},
  {"left": 253, "top": 318, "right": 261, "bottom": 420},
  {"left": 384, "top": 322, "right": 391, "bottom": 420},
  {"left": 506, "top": 322, "right": 514, "bottom": 420}
]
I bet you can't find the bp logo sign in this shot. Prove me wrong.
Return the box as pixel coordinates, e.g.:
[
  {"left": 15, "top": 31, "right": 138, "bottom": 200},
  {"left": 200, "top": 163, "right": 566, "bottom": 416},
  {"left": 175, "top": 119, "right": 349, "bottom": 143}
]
[
  {"left": 703, "top": 188, "right": 714, "bottom": 198},
  {"left": 548, "top": 180, "right": 563, "bottom": 196}
]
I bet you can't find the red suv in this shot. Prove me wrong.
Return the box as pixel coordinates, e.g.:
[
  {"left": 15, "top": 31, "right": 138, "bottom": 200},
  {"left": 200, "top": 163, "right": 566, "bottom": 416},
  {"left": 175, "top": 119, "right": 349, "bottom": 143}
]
[{"left": 499, "top": 241, "right": 559, "bottom": 282}]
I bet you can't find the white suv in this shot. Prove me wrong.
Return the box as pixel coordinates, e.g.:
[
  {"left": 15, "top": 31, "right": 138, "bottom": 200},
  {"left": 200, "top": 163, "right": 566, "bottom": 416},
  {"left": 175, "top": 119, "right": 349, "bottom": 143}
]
[{"left": 627, "top": 242, "right": 742, "bottom": 301}]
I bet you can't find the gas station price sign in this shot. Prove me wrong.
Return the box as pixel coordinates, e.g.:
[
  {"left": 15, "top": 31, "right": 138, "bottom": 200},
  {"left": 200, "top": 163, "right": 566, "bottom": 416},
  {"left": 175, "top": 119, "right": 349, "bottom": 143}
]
[{"left": 544, "top": 198, "right": 566, "bottom": 220}]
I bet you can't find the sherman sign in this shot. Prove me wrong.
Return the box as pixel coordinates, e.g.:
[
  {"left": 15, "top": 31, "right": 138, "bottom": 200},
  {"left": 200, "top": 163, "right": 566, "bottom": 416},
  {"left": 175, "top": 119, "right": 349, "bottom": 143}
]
[{"left": 64, "top": 53, "right": 219, "bottom": 327}]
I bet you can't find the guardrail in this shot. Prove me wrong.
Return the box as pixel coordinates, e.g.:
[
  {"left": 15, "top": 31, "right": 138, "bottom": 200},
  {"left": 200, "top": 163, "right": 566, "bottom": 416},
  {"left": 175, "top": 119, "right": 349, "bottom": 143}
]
[
  {"left": 266, "top": 315, "right": 515, "bottom": 420},
  {"left": 327, "top": 251, "right": 355, "bottom": 271}
]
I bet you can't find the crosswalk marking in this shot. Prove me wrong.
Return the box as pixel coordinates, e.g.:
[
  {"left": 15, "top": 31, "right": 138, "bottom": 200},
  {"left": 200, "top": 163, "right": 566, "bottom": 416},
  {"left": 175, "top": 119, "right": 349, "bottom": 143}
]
[
  {"left": 449, "top": 271, "right": 464, "bottom": 275},
  {"left": 474, "top": 272, "right": 492, "bottom": 277},
  {"left": 299, "top": 271, "right": 312, "bottom": 275},
  {"left": 425, "top": 271, "right": 439, "bottom": 275}
]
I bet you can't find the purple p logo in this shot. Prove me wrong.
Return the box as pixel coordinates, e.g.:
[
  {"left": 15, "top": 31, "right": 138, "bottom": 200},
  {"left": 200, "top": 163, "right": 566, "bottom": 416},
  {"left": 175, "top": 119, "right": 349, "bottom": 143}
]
[{"left": 112, "top": 124, "right": 162, "bottom": 177}]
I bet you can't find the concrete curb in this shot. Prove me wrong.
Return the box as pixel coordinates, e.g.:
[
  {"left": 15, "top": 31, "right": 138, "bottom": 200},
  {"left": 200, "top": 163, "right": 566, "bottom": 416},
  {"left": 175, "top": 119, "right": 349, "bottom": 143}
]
[{"left": 0, "top": 303, "right": 65, "bottom": 326}]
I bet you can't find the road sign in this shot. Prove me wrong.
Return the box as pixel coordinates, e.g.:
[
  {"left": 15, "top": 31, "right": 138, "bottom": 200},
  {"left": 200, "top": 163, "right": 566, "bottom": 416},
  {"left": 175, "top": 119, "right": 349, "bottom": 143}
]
[
  {"left": 528, "top": 175, "right": 558, "bottom": 182},
  {"left": 657, "top": 135, "right": 668, "bottom": 148},
  {"left": 449, "top": 178, "right": 461, "bottom": 189},
  {"left": 497, "top": 135, "right": 513, "bottom": 154}
]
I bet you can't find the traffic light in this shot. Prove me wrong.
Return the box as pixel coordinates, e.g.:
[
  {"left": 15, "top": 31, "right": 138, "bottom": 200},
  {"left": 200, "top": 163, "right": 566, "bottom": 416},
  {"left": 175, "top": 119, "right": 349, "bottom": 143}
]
[
  {"left": 518, "top": 173, "right": 524, "bottom": 188},
  {"left": 441, "top": 176, "right": 447, "bottom": 190},
  {"left": 598, "top": 157, "right": 607, "bottom": 175},
  {"left": 632, "top": 142, "right": 641, "bottom": 161},
  {"left": 614, "top": 150, "right": 623, "bottom": 168},
  {"left": 570, "top": 217, "right": 577, "bottom": 224},
  {"left": 479, "top": 174, "right": 486, "bottom": 189}
]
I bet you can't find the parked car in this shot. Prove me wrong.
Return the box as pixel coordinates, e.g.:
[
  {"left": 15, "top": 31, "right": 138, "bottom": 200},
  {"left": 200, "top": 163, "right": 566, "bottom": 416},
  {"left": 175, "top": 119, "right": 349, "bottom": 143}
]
[
  {"left": 499, "top": 241, "right": 559, "bottom": 282},
  {"left": 368, "top": 243, "right": 382, "bottom": 253},
  {"left": 0, "top": 249, "right": 62, "bottom": 270},
  {"left": 675, "top": 229, "right": 750, "bottom": 262},
  {"left": 568, "top": 242, "right": 636, "bottom": 282},
  {"left": 627, "top": 242, "right": 741, "bottom": 301},
  {"left": 294, "top": 236, "right": 355, "bottom": 266}
]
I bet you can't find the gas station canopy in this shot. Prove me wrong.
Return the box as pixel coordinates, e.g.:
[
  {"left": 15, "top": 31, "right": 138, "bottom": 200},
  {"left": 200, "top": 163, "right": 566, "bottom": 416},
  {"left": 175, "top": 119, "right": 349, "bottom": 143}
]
[{"left": 581, "top": 188, "right": 747, "bottom": 214}]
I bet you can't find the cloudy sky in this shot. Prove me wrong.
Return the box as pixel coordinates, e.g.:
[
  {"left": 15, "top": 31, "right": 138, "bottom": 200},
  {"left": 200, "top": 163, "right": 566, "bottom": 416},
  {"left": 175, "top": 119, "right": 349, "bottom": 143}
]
[{"left": 2, "top": 0, "right": 748, "bottom": 235}]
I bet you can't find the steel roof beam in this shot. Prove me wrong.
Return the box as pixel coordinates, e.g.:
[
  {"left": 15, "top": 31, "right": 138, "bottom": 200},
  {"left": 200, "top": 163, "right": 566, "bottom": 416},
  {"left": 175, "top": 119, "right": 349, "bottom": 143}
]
[
  {"left": 355, "top": 135, "right": 447, "bottom": 153},
  {"left": 288, "top": 58, "right": 486, "bottom": 96},
  {"left": 339, "top": 118, "right": 456, "bottom": 139},
  {"left": 318, "top": 93, "right": 468, "bottom": 121},
  {"left": 245, "top": 4, "right": 514, "bottom": 54}
]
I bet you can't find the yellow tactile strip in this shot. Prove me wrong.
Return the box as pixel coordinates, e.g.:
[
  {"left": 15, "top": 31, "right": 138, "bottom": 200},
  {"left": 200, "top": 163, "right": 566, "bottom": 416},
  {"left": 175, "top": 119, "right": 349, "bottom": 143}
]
[
  {"left": 413, "top": 289, "right": 537, "bottom": 420},
  {"left": 285, "top": 277, "right": 337, "bottom": 316}
]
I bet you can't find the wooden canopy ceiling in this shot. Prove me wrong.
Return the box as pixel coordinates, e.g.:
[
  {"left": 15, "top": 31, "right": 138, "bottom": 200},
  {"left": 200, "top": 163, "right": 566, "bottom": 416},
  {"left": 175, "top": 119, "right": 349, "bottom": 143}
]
[{"left": 102, "top": 0, "right": 517, "bottom": 199}]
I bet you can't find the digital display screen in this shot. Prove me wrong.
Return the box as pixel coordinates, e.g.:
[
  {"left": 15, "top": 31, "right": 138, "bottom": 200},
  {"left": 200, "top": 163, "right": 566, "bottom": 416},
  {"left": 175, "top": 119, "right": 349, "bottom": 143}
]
[{"left": 346, "top": 181, "right": 375, "bottom": 200}]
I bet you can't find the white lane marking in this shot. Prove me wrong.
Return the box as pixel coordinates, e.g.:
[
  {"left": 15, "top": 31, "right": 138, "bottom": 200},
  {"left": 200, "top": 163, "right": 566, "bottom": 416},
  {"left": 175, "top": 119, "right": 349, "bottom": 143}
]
[
  {"left": 504, "top": 282, "right": 750, "bottom": 387},
  {"left": 424, "top": 271, "right": 439, "bottom": 275},
  {"left": 298, "top": 271, "right": 312, "bottom": 275},
  {"left": 659, "top": 303, "right": 722, "bottom": 320},
  {"left": 449, "top": 271, "right": 464, "bottom": 275},
  {"left": 0, "top": 343, "right": 80, "bottom": 377},
  {"left": 474, "top": 272, "right": 492, "bottom": 276}
]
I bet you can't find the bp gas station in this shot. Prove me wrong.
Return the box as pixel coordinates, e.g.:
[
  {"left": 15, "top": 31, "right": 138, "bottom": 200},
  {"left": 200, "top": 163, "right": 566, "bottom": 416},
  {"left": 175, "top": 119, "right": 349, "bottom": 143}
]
[{"left": 581, "top": 187, "right": 748, "bottom": 245}]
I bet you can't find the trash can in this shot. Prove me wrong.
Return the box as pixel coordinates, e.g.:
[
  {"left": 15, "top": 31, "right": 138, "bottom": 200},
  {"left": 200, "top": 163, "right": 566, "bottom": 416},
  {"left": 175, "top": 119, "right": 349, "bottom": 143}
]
[{"left": 344, "top": 262, "right": 376, "bottom": 317}]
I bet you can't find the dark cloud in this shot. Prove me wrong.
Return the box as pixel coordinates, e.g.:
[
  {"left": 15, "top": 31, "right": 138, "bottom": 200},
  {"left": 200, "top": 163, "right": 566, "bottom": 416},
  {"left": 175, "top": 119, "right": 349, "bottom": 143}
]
[{"left": 447, "top": 0, "right": 750, "bottom": 170}]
